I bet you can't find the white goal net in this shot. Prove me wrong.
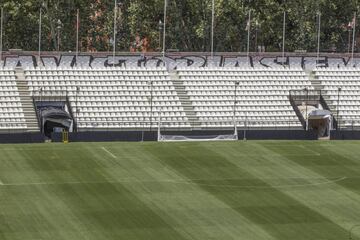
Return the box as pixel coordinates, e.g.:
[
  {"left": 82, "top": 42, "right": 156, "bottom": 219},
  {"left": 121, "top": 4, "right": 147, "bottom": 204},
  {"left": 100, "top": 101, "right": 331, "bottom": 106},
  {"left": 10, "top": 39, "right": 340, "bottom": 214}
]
[
  {"left": 158, "top": 133, "right": 238, "bottom": 142},
  {"left": 157, "top": 120, "right": 239, "bottom": 142}
]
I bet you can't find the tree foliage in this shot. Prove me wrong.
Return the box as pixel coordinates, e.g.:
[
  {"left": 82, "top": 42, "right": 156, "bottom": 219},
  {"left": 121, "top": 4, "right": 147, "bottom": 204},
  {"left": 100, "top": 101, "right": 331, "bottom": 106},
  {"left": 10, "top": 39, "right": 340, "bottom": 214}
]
[{"left": 0, "top": 0, "right": 359, "bottom": 52}]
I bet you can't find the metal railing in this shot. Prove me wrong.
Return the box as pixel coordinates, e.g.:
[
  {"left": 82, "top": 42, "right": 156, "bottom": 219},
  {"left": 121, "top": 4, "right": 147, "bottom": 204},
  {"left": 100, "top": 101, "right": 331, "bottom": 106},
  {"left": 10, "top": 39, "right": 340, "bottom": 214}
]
[
  {"left": 289, "top": 93, "right": 306, "bottom": 129},
  {"left": 337, "top": 120, "right": 360, "bottom": 131},
  {"left": 74, "top": 118, "right": 304, "bottom": 132}
]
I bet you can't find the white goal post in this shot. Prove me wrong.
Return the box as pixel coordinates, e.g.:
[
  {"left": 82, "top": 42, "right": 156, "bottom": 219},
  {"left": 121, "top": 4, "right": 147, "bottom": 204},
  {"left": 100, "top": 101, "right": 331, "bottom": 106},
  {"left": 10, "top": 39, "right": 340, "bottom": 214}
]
[{"left": 157, "top": 118, "right": 239, "bottom": 142}]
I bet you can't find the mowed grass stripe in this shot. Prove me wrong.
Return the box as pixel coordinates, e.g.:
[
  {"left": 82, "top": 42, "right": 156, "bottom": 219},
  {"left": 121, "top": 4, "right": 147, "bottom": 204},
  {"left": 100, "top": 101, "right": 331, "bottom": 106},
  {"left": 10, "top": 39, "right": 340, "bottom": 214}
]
[
  {"left": 0, "top": 144, "right": 187, "bottom": 240},
  {"left": 258, "top": 142, "right": 360, "bottom": 231},
  {"left": 85, "top": 143, "right": 278, "bottom": 240},
  {"left": 0, "top": 141, "right": 359, "bottom": 240},
  {"left": 222, "top": 142, "right": 360, "bottom": 238},
  {"left": 146, "top": 142, "right": 349, "bottom": 240}
]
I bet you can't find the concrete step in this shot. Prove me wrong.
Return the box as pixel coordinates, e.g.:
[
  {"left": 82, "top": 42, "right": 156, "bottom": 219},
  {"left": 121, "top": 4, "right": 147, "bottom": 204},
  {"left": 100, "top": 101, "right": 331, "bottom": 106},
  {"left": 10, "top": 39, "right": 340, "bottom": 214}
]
[
  {"left": 170, "top": 72, "right": 201, "bottom": 128},
  {"left": 21, "top": 104, "right": 34, "bottom": 108},
  {"left": 15, "top": 69, "right": 40, "bottom": 132}
]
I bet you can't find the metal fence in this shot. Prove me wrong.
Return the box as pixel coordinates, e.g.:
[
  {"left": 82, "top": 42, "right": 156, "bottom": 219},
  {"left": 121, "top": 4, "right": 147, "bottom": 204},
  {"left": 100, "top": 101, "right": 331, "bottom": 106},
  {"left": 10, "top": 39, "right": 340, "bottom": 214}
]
[{"left": 74, "top": 118, "right": 304, "bottom": 132}]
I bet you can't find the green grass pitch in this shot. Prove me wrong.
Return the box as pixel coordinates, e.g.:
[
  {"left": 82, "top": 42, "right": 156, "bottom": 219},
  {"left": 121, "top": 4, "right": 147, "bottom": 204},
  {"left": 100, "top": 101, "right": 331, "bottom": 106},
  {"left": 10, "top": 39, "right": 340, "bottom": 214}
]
[{"left": 0, "top": 141, "right": 360, "bottom": 240}]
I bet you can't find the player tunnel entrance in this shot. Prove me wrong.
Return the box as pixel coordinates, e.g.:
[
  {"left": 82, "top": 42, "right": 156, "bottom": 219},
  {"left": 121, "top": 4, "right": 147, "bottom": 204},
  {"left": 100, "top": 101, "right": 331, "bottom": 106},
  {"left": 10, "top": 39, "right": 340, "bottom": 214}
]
[
  {"left": 307, "top": 110, "right": 333, "bottom": 139},
  {"left": 41, "top": 108, "right": 73, "bottom": 138},
  {"left": 33, "top": 95, "right": 76, "bottom": 139}
]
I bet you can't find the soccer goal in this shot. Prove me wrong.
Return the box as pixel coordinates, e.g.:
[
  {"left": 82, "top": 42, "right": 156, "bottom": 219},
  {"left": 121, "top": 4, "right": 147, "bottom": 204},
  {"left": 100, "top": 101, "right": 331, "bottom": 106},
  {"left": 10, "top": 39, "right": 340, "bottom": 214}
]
[{"left": 157, "top": 119, "right": 239, "bottom": 142}]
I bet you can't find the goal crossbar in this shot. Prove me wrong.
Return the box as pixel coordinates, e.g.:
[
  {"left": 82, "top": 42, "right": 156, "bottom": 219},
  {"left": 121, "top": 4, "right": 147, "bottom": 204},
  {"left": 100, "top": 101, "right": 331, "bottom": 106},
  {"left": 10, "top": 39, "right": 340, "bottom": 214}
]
[{"left": 157, "top": 119, "right": 239, "bottom": 142}]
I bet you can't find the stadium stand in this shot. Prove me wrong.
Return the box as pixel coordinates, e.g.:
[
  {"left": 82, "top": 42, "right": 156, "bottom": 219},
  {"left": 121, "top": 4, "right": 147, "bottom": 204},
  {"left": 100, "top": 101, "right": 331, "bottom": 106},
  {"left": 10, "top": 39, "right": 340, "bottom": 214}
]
[
  {"left": 177, "top": 67, "right": 311, "bottom": 128},
  {"left": 25, "top": 67, "right": 190, "bottom": 130},
  {"left": 316, "top": 68, "right": 360, "bottom": 128},
  {"left": 0, "top": 69, "right": 27, "bottom": 131},
  {"left": 1, "top": 54, "right": 360, "bottom": 138}
]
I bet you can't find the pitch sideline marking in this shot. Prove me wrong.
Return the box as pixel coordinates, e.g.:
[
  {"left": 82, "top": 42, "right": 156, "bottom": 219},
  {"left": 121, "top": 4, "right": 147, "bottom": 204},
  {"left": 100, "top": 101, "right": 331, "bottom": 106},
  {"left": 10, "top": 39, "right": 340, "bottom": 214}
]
[
  {"left": 0, "top": 177, "right": 347, "bottom": 188},
  {"left": 165, "top": 176, "right": 347, "bottom": 189},
  {"left": 0, "top": 178, "right": 3, "bottom": 185},
  {"left": 101, "top": 147, "right": 117, "bottom": 159}
]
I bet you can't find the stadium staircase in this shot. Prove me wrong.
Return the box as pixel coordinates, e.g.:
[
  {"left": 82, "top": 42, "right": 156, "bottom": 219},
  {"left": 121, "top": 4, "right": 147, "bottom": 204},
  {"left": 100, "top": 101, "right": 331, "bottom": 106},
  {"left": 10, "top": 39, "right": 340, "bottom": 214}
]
[
  {"left": 299, "top": 72, "right": 338, "bottom": 128},
  {"left": 14, "top": 68, "right": 40, "bottom": 132},
  {"left": 289, "top": 94, "right": 307, "bottom": 130},
  {"left": 308, "top": 70, "right": 337, "bottom": 114},
  {"left": 313, "top": 73, "right": 340, "bottom": 128},
  {"left": 169, "top": 71, "right": 201, "bottom": 129},
  {"left": 308, "top": 71, "right": 322, "bottom": 91},
  {"left": 290, "top": 89, "right": 338, "bottom": 134}
]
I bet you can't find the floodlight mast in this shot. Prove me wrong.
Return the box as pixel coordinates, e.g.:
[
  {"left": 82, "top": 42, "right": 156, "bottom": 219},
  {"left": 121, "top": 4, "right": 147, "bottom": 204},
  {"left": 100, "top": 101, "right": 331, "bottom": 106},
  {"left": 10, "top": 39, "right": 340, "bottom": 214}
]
[
  {"left": 162, "top": 0, "right": 167, "bottom": 66},
  {"left": 246, "top": 10, "right": 251, "bottom": 60},
  {"left": 351, "top": 12, "right": 357, "bottom": 66},
  {"left": 282, "top": 7, "right": 286, "bottom": 61},
  {"left": 149, "top": 81, "right": 154, "bottom": 132},
  {"left": 0, "top": 8, "right": 3, "bottom": 68},
  {"left": 337, "top": 87, "right": 342, "bottom": 129},
  {"left": 113, "top": 0, "right": 117, "bottom": 67},
  {"left": 233, "top": 81, "right": 240, "bottom": 122},
  {"left": 38, "top": 6, "right": 43, "bottom": 67},
  {"left": 211, "top": 0, "right": 215, "bottom": 62},
  {"left": 76, "top": 9, "right": 79, "bottom": 67},
  {"left": 316, "top": 12, "right": 321, "bottom": 68}
]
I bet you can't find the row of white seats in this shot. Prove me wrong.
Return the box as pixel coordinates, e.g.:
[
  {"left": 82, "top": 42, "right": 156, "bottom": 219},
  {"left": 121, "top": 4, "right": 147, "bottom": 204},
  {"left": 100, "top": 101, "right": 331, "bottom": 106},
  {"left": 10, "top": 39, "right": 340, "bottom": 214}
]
[
  {"left": 185, "top": 86, "right": 309, "bottom": 91},
  {"left": 196, "top": 111, "right": 296, "bottom": 116},
  {"left": 183, "top": 80, "right": 309, "bottom": 85},
  {"left": 194, "top": 106, "right": 293, "bottom": 111},
  {"left": 27, "top": 79, "right": 173, "bottom": 85},
  {"left": 78, "top": 123, "right": 191, "bottom": 128},
  {"left": 29, "top": 85, "right": 175, "bottom": 91},
  {"left": 181, "top": 76, "right": 308, "bottom": 80},
  {"left": 26, "top": 76, "right": 169, "bottom": 81}
]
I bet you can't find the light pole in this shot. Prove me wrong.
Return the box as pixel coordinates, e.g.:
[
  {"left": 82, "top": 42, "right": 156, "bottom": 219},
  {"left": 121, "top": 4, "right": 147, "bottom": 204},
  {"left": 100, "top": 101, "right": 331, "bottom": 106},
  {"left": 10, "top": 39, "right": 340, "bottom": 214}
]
[
  {"left": 57, "top": 19, "right": 62, "bottom": 52},
  {"left": 233, "top": 81, "right": 240, "bottom": 122},
  {"left": 113, "top": 0, "right": 117, "bottom": 67},
  {"left": 38, "top": 4, "right": 43, "bottom": 66},
  {"left": 162, "top": 0, "right": 167, "bottom": 66},
  {"left": 39, "top": 87, "right": 43, "bottom": 132},
  {"left": 211, "top": 0, "right": 215, "bottom": 61},
  {"left": 316, "top": 12, "right": 321, "bottom": 67},
  {"left": 76, "top": 86, "right": 80, "bottom": 132},
  {"left": 244, "top": 112, "right": 247, "bottom": 141},
  {"left": 255, "top": 20, "right": 259, "bottom": 52},
  {"left": 233, "top": 81, "right": 240, "bottom": 139},
  {"left": 76, "top": 9, "right": 79, "bottom": 67},
  {"left": 304, "top": 87, "right": 308, "bottom": 130},
  {"left": 149, "top": 81, "right": 154, "bottom": 132},
  {"left": 158, "top": 20, "right": 164, "bottom": 51},
  {"left": 0, "top": 8, "right": 3, "bottom": 68},
  {"left": 141, "top": 114, "right": 144, "bottom": 142},
  {"left": 348, "top": 26, "right": 352, "bottom": 54},
  {"left": 351, "top": 12, "right": 357, "bottom": 66},
  {"left": 246, "top": 10, "right": 251, "bottom": 60},
  {"left": 282, "top": 1, "right": 286, "bottom": 61},
  {"left": 337, "top": 87, "right": 342, "bottom": 130}
]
